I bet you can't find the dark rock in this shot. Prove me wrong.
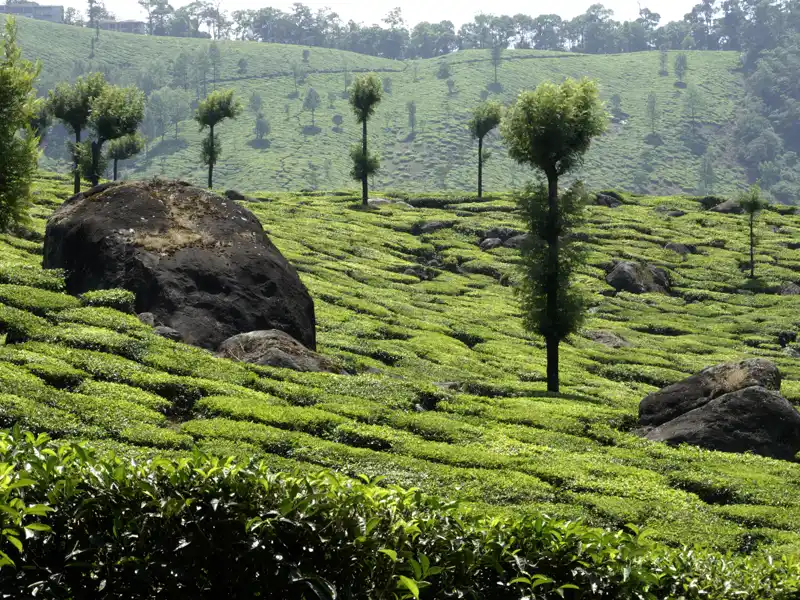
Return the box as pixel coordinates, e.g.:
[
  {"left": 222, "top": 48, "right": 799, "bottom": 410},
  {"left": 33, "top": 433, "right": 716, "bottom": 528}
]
[
  {"left": 154, "top": 326, "right": 182, "bottom": 342},
  {"left": 595, "top": 193, "right": 622, "bottom": 208},
  {"left": 503, "top": 234, "right": 530, "bottom": 249},
  {"left": 479, "top": 237, "right": 503, "bottom": 251},
  {"left": 639, "top": 358, "right": 781, "bottom": 428},
  {"left": 584, "top": 330, "right": 631, "bottom": 348},
  {"left": 666, "top": 209, "right": 686, "bottom": 217},
  {"left": 777, "top": 331, "right": 797, "bottom": 348},
  {"left": 645, "top": 386, "right": 800, "bottom": 460},
  {"left": 605, "top": 261, "right": 670, "bottom": 294},
  {"left": 137, "top": 312, "right": 157, "bottom": 327},
  {"left": 708, "top": 239, "right": 726, "bottom": 249},
  {"left": 411, "top": 221, "right": 456, "bottom": 235},
  {"left": 664, "top": 242, "right": 697, "bottom": 256},
  {"left": 43, "top": 180, "right": 316, "bottom": 350},
  {"left": 224, "top": 189, "right": 246, "bottom": 201},
  {"left": 697, "top": 195, "right": 726, "bottom": 210},
  {"left": 710, "top": 198, "right": 743, "bottom": 214},
  {"left": 484, "top": 227, "right": 520, "bottom": 241},
  {"left": 217, "top": 330, "right": 346, "bottom": 374},
  {"left": 780, "top": 282, "right": 800, "bottom": 295}
]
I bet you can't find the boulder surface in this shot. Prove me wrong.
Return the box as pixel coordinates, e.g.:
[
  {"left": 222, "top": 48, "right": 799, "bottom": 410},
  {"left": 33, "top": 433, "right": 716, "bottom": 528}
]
[
  {"left": 646, "top": 386, "right": 800, "bottom": 460},
  {"left": 639, "top": 358, "right": 781, "bottom": 427},
  {"left": 43, "top": 180, "right": 316, "bottom": 350},
  {"left": 639, "top": 359, "right": 800, "bottom": 459},
  {"left": 606, "top": 261, "right": 670, "bottom": 294},
  {"left": 217, "top": 330, "right": 345, "bottom": 374}
]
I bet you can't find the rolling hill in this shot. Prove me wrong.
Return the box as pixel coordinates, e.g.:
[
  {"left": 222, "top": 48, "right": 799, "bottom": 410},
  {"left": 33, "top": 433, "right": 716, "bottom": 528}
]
[
  {"left": 12, "top": 16, "right": 748, "bottom": 196},
  {"left": 3, "top": 172, "right": 800, "bottom": 562}
]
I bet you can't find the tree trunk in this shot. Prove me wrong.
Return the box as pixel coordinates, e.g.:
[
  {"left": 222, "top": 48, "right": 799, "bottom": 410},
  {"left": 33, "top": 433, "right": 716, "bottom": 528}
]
[
  {"left": 361, "top": 119, "right": 368, "bottom": 206},
  {"left": 750, "top": 213, "right": 755, "bottom": 279},
  {"left": 175, "top": 122, "right": 179, "bottom": 139},
  {"left": 208, "top": 125, "right": 215, "bottom": 190},
  {"left": 477, "top": 136, "right": 483, "bottom": 199},
  {"left": 90, "top": 140, "right": 101, "bottom": 187},
  {"left": 113, "top": 158, "right": 118, "bottom": 181},
  {"left": 73, "top": 129, "right": 81, "bottom": 194},
  {"left": 546, "top": 170, "right": 560, "bottom": 393}
]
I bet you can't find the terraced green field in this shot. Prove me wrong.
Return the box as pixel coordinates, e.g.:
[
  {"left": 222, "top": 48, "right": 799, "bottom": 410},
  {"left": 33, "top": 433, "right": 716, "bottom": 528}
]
[
  {"left": 3, "top": 173, "right": 800, "bottom": 558},
  {"left": 11, "top": 16, "right": 747, "bottom": 195}
]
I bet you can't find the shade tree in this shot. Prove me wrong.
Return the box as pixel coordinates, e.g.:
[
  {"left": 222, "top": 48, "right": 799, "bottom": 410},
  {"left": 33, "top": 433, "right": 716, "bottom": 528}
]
[
  {"left": 348, "top": 74, "right": 383, "bottom": 206},
  {"left": 468, "top": 101, "right": 503, "bottom": 198},
  {"left": 48, "top": 72, "right": 107, "bottom": 194},
  {"left": 196, "top": 88, "right": 242, "bottom": 189},
  {"left": 87, "top": 84, "right": 146, "bottom": 187},
  {"left": 0, "top": 18, "right": 40, "bottom": 232},
  {"left": 106, "top": 133, "right": 144, "bottom": 181},
  {"left": 500, "top": 78, "right": 607, "bottom": 393}
]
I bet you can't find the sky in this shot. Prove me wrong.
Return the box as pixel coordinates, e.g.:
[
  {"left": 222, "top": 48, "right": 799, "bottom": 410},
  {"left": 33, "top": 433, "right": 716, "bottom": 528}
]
[{"left": 63, "top": 0, "right": 699, "bottom": 29}]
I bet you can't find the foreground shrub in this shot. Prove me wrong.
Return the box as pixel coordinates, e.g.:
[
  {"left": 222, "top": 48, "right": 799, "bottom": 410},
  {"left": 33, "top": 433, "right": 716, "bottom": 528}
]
[{"left": 0, "top": 430, "right": 798, "bottom": 599}]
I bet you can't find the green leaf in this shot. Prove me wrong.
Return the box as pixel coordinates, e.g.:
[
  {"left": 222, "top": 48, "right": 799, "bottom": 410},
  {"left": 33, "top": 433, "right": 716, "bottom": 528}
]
[
  {"left": 379, "top": 548, "right": 398, "bottom": 562},
  {"left": 398, "top": 576, "right": 420, "bottom": 600}
]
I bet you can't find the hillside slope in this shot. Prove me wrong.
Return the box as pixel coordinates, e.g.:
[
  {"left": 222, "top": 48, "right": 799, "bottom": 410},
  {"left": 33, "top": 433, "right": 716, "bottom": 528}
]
[
  {"left": 2, "top": 174, "right": 800, "bottom": 558},
  {"left": 13, "top": 16, "right": 747, "bottom": 195}
]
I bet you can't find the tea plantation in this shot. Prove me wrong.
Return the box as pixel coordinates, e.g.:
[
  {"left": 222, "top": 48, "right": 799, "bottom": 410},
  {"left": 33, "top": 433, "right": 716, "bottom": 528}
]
[
  {"left": 10, "top": 15, "right": 747, "bottom": 195},
  {"left": 3, "top": 174, "right": 800, "bottom": 573}
]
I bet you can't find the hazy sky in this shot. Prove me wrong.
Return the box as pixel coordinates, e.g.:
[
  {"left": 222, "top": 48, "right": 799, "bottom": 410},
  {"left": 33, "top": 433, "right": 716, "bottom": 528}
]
[{"left": 65, "top": 0, "right": 698, "bottom": 29}]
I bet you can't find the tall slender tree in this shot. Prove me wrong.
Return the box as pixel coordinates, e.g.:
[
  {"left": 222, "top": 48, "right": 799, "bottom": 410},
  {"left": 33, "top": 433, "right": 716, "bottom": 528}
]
[
  {"left": 303, "top": 86, "right": 321, "bottom": 126},
  {"left": 738, "top": 184, "right": 767, "bottom": 279},
  {"left": 501, "top": 78, "right": 607, "bottom": 393},
  {"left": 348, "top": 74, "right": 383, "bottom": 206},
  {"left": 0, "top": 18, "right": 41, "bottom": 232},
  {"left": 48, "top": 72, "right": 107, "bottom": 194},
  {"left": 196, "top": 89, "right": 242, "bottom": 189},
  {"left": 468, "top": 101, "right": 503, "bottom": 198}
]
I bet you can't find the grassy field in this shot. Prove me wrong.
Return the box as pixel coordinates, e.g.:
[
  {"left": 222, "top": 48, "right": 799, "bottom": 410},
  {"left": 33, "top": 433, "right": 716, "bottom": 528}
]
[
  {"left": 2, "top": 172, "right": 800, "bottom": 560},
  {"left": 12, "top": 16, "right": 748, "bottom": 195}
]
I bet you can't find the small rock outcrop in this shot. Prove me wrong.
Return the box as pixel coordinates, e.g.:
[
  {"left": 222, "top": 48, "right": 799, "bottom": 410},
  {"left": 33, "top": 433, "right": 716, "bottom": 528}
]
[
  {"left": 638, "top": 359, "right": 800, "bottom": 459},
  {"left": 595, "top": 193, "right": 622, "bottom": 208},
  {"left": 411, "top": 221, "right": 456, "bottom": 235},
  {"left": 780, "top": 282, "right": 800, "bottom": 296},
  {"left": 43, "top": 180, "right": 316, "bottom": 351},
  {"left": 485, "top": 227, "right": 522, "bottom": 241},
  {"left": 479, "top": 238, "right": 503, "bottom": 251},
  {"left": 710, "top": 199, "right": 744, "bottom": 214},
  {"left": 606, "top": 261, "right": 670, "bottom": 294},
  {"left": 664, "top": 242, "right": 697, "bottom": 256},
  {"left": 368, "top": 198, "right": 415, "bottom": 209},
  {"left": 503, "top": 234, "right": 530, "bottom": 249},
  {"left": 584, "top": 330, "right": 631, "bottom": 348},
  {"left": 217, "top": 330, "right": 346, "bottom": 374}
]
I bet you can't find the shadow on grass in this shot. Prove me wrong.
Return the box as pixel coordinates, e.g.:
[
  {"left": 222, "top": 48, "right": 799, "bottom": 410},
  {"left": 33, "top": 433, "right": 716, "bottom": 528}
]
[
  {"left": 247, "top": 139, "right": 271, "bottom": 150},
  {"left": 645, "top": 133, "right": 664, "bottom": 146},
  {"left": 302, "top": 125, "right": 321, "bottom": 136},
  {"left": 486, "top": 82, "right": 504, "bottom": 93},
  {"left": 674, "top": 81, "right": 687, "bottom": 89},
  {"left": 148, "top": 138, "right": 188, "bottom": 157},
  {"left": 402, "top": 131, "right": 417, "bottom": 143}
]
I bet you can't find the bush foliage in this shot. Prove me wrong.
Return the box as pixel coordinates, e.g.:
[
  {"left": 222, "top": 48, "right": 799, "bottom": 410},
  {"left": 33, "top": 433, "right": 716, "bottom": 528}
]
[{"left": 1, "top": 429, "right": 799, "bottom": 599}]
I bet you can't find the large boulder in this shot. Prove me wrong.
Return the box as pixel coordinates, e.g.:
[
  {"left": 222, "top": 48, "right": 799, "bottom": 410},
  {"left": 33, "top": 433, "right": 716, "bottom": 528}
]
[
  {"left": 639, "top": 358, "right": 781, "bottom": 427},
  {"left": 606, "top": 261, "right": 670, "bottom": 294},
  {"left": 43, "top": 180, "right": 316, "bottom": 350},
  {"left": 217, "top": 330, "right": 345, "bottom": 374},
  {"left": 645, "top": 386, "right": 800, "bottom": 460}
]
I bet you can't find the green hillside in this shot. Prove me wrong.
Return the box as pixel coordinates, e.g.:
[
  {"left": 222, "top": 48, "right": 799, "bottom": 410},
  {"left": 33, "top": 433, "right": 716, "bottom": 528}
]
[
  {"left": 3, "top": 173, "right": 800, "bottom": 560},
  {"left": 13, "top": 16, "right": 747, "bottom": 195}
]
